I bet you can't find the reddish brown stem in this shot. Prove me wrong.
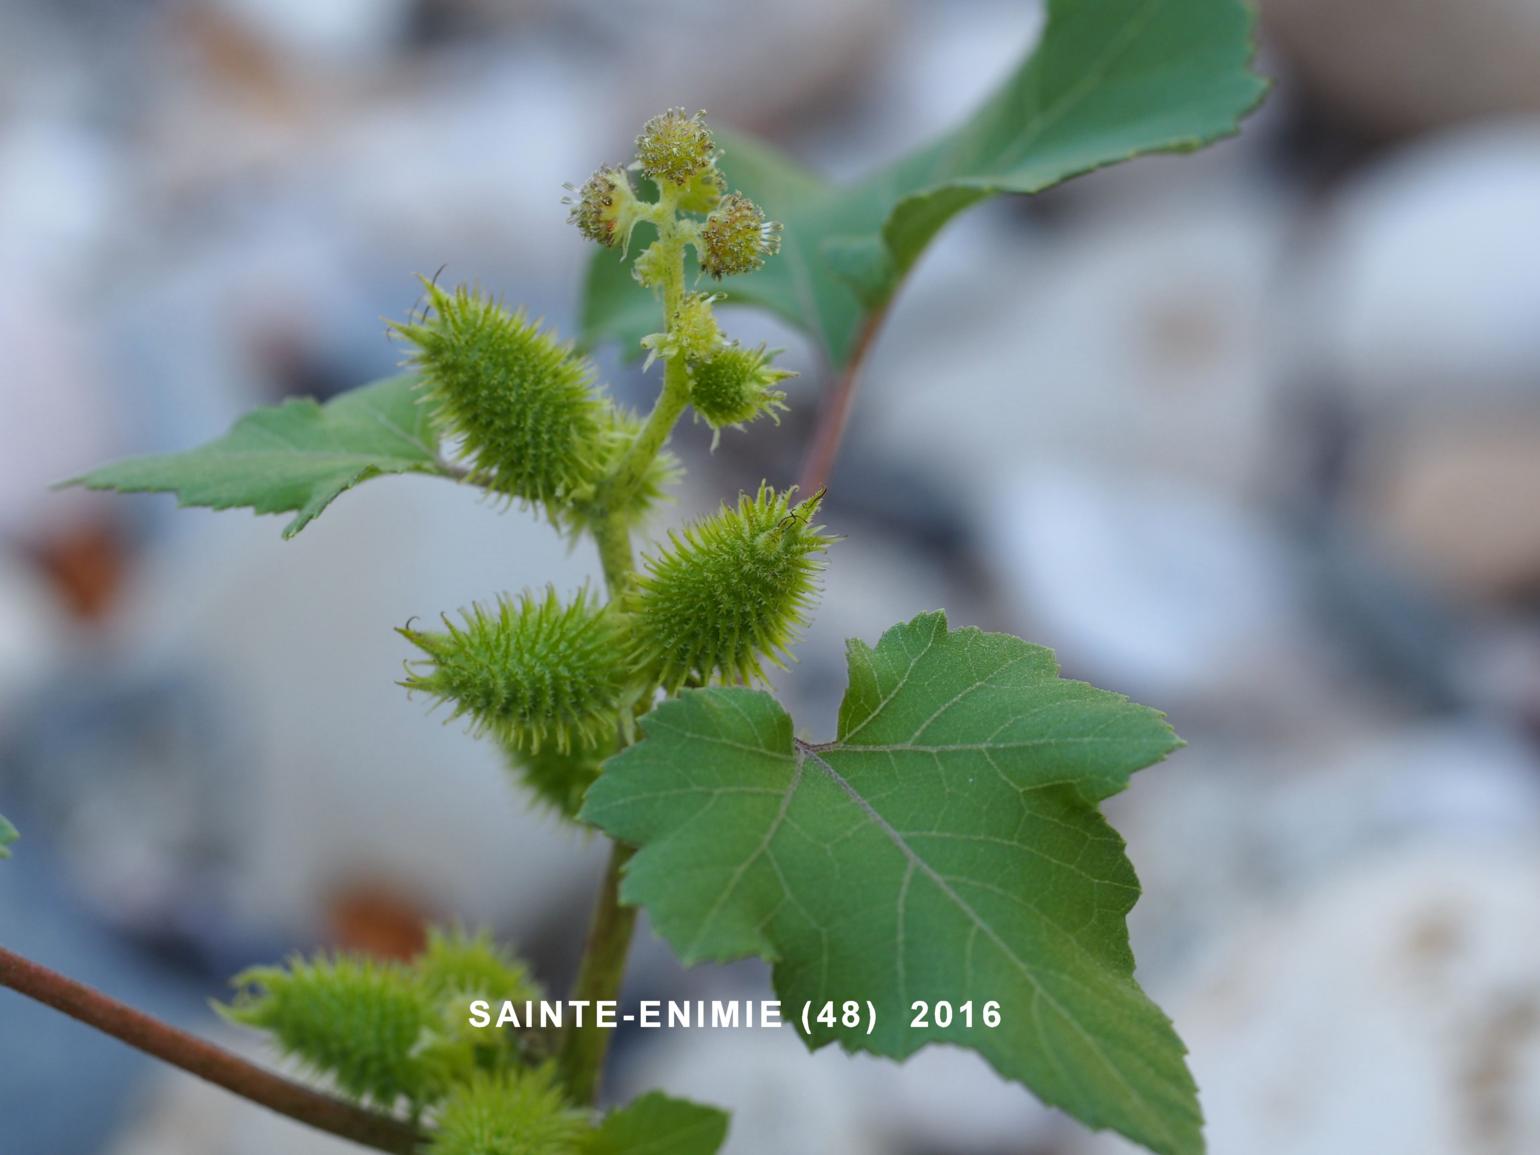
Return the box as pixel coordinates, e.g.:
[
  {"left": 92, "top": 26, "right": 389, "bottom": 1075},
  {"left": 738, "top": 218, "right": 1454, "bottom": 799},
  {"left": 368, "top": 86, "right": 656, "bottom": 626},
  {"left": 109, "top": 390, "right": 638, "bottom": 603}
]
[
  {"left": 0, "top": 945, "right": 423, "bottom": 1154},
  {"left": 797, "top": 312, "right": 887, "bottom": 495}
]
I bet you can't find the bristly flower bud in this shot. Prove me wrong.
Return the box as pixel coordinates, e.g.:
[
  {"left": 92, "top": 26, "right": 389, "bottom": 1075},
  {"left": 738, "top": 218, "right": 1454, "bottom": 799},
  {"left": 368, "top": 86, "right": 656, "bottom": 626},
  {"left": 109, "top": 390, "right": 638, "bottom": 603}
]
[
  {"left": 636, "top": 107, "right": 715, "bottom": 188},
  {"left": 689, "top": 343, "right": 792, "bottom": 438},
  {"left": 630, "top": 484, "right": 835, "bottom": 688},
  {"left": 564, "top": 164, "right": 643, "bottom": 251},
  {"left": 399, "top": 585, "right": 630, "bottom": 755},
  {"left": 700, "top": 192, "right": 782, "bottom": 279},
  {"left": 393, "top": 282, "right": 605, "bottom": 513},
  {"left": 630, "top": 240, "right": 673, "bottom": 290},
  {"left": 640, "top": 292, "right": 723, "bottom": 369}
]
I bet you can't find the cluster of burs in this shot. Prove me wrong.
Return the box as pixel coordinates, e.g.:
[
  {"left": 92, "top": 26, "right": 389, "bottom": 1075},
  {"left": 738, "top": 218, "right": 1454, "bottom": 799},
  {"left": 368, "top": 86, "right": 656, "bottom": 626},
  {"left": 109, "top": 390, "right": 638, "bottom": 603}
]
[
  {"left": 395, "top": 109, "right": 835, "bottom": 819},
  {"left": 217, "top": 112, "right": 836, "bottom": 1153}
]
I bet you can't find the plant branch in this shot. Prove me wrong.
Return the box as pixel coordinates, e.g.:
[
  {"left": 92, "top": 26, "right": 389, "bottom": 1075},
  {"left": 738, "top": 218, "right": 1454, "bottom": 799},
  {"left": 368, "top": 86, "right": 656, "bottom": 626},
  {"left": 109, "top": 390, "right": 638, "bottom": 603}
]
[
  {"left": 594, "top": 356, "right": 692, "bottom": 545},
  {"left": 797, "top": 310, "right": 887, "bottom": 495},
  {"left": 0, "top": 945, "right": 423, "bottom": 1154},
  {"left": 562, "top": 208, "right": 698, "bottom": 1103},
  {"left": 555, "top": 841, "right": 637, "bottom": 1104}
]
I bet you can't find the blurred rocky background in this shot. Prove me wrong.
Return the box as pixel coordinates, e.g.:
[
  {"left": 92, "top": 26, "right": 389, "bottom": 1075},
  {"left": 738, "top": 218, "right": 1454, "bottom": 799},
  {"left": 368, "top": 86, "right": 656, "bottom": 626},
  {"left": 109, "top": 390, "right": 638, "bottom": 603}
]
[{"left": 3, "top": 1, "right": 1540, "bottom": 1153}]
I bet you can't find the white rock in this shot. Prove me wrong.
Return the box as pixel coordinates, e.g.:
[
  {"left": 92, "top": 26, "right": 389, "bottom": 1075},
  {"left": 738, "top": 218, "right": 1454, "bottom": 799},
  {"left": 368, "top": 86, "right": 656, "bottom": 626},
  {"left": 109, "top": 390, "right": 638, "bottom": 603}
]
[
  {"left": 984, "top": 464, "right": 1315, "bottom": 707},
  {"left": 201, "top": 0, "right": 414, "bottom": 69},
  {"left": 864, "top": 192, "right": 1284, "bottom": 502},
  {"left": 1348, "top": 419, "right": 1540, "bottom": 601},
  {"left": 1296, "top": 123, "right": 1540, "bottom": 412},
  {"left": 616, "top": 1023, "right": 1056, "bottom": 1155},
  {"left": 1070, "top": 841, "right": 1540, "bottom": 1155},
  {"left": 108, "top": 473, "right": 608, "bottom": 938}
]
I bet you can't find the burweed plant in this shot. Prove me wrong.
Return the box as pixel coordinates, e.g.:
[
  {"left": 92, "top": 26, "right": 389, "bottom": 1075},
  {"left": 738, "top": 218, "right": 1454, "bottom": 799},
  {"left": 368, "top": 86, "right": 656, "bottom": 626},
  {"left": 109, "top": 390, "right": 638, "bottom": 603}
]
[{"left": 5, "top": 4, "right": 1268, "bottom": 1153}]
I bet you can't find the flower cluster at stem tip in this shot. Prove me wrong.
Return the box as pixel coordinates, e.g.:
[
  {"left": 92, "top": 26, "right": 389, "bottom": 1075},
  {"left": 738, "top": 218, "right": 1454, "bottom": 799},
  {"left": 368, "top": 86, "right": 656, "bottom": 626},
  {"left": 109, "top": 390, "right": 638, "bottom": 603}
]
[{"left": 393, "top": 110, "right": 831, "bottom": 820}]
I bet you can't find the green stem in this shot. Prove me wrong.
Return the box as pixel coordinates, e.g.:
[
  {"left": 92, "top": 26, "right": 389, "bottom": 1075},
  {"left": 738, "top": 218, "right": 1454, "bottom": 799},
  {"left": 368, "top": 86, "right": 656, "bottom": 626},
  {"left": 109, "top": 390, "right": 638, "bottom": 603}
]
[
  {"left": 591, "top": 517, "right": 635, "bottom": 595},
  {"left": 555, "top": 841, "right": 637, "bottom": 1104},
  {"left": 586, "top": 353, "right": 688, "bottom": 597},
  {"left": 561, "top": 205, "right": 695, "bottom": 1105},
  {"left": 607, "top": 359, "right": 690, "bottom": 504}
]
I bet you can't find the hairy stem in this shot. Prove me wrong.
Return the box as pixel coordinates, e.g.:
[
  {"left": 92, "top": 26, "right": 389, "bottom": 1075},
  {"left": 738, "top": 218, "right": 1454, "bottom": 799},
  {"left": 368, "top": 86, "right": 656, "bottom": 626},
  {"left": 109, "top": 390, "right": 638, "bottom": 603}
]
[
  {"left": 555, "top": 841, "right": 637, "bottom": 1103},
  {"left": 594, "top": 356, "right": 692, "bottom": 543},
  {"left": 0, "top": 945, "right": 423, "bottom": 1154},
  {"left": 798, "top": 310, "right": 886, "bottom": 495},
  {"left": 591, "top": 516, "right": 635, "bottom": 594},
  {"left": 561, "top": 212, "right": 695, "bottom": 1104}
]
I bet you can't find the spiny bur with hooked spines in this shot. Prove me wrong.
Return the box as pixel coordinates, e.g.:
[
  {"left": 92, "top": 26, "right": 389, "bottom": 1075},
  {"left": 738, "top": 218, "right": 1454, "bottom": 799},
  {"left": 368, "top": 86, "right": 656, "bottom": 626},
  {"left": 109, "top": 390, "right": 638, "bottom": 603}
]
[
  {"left": 498, "top": 731, "right": 614, "bottom": 819},
  {"left": 415, "top": 928, "right": 543, "bottom": 1075},
  {"left": 416, "top": 926, "right": 541, "bottom": 1009},
  {"left": 399, "top": 586, "right": 634, "bottom": 756},
  {"left": 393, "top": 282, "right": 606, "bottom": 518},
  {"left": 221, "top": 954, "right": 438, "bottom": 1109},
  {"left": 689, "top": 343, "right": 792, "bottom": 441},
  {"left": 429, "top": 1066, "right": 588, "bottom": 1155},
  {"left": 630, "top": 484, "right": 836, "bottom": 689}
]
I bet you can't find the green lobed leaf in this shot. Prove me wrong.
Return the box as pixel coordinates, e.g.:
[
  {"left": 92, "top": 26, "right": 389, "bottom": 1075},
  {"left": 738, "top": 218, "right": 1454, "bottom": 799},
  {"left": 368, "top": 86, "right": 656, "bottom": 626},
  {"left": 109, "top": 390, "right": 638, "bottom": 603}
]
[
  {"left": 582, "top": 0, "right": 1267, "bottom": 367},
  {"left": 0, "top": 814, "right": 16, "bottom": 859},
  {"left": 583, "top": 611, "right": 1197, "bottom": 1155},
  {"left": 588, "top": 1092, "right": 729, "bottom": 1155},
  {"left": 65, "top": 376, "right": 448, "bottom": 538}
]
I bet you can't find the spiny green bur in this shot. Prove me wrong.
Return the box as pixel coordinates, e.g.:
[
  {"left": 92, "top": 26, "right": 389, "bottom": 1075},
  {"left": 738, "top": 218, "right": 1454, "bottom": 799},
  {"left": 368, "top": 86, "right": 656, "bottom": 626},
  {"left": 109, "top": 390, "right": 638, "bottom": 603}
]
[
  {"left": 499, "top": 733, "right": 613, "bottom": 819},
  {"left": 222, "top": 954, "right": 437, "bottom": 1108},
  {"left": 221, "top": 929, "right": 547, "bottom": 1113},
  {"left": 399, "top": 586, "right": 632, "bottom": 755},
  {"left": 689, "top": 343, "right": 790, "bottom": 433},
  {"left": 416, "top": 927, "right": 541, "bottom": 1006},
  {"left": 429, "top": 1067, "right": 587, "bottom": 1155},
  {"left": 415, "top": 928, "right": 543, "bottom": 1073},
  {"left": 632, "top": 484, "right": 835, "bottom": 688},
  {"left": 394, "top": 283, "right": 604, "bottom": 513}
]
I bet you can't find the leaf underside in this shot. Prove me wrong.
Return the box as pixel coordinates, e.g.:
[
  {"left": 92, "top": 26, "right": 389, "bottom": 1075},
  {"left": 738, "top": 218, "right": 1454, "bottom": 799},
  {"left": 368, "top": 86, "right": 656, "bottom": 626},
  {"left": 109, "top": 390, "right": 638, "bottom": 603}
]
[
  {"left": 582, "top": 0, "right": 1267, "bottom": 367},
  {"left": 66, "top": 376, "right": 447, "bottom": 538},
  {"left": 590, "top": 1091, "right": 730, "bottom": 1155},
  {"left": 583, "top": 612, "right": 1197, "bottom": 1155}
]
